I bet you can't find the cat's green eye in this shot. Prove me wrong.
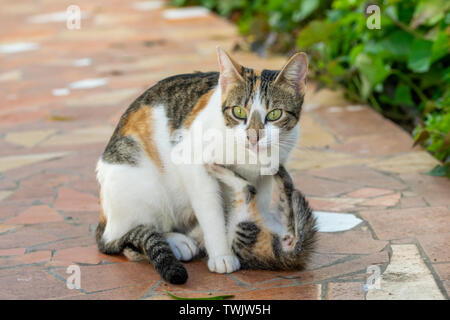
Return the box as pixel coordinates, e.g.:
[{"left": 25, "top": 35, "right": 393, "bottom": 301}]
[
  {"left": 266, "top": 109, "right": 282, "bottom": 121},
  {"left": 232, "top": 106, "right": 247, "bottom": 120}
]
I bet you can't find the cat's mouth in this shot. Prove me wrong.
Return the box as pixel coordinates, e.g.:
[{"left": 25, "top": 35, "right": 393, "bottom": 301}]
[{"left": 246, "top": 142, "right": 269, "bottom": 153}]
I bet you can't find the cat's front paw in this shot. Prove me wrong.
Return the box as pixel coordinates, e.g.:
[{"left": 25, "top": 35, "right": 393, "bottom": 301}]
[{"left": 208, "top": 255, "right": 240, "bottom": 274}]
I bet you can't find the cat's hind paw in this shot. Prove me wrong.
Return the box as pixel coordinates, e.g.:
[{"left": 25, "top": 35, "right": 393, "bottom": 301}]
[
  {"left": 208, "top": 254, "right": 240, "bottom": 274},
  {"left": 166, "top": 232, "right": 200, "bottom": 262}
]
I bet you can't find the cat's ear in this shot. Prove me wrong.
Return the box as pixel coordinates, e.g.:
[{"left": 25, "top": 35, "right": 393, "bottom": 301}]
[
  {"left": 216, "top": 46, "right": 244, "bottom": 93},
  {"left": 274, "top": 52, "right": 308, "bottom": 94}
]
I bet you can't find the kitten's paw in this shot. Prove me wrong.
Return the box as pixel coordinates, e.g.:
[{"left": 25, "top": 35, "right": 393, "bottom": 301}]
[
  {"left": 208, "top": 255, "right": 240, "bottom": 274},
  {"left": 204, "top": 162, "right": 222, "bottom": 174},
  {"left": 166, "top": 233, "right": 200, "bottom": 262}
]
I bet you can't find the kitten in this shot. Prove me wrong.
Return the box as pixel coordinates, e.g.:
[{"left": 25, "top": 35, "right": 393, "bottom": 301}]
[
  {"left": 96, "top": 47, "right": 308, "bottom": 284},
  {"left": 203, "top": 163, "right": 317, "bottom": 270}
]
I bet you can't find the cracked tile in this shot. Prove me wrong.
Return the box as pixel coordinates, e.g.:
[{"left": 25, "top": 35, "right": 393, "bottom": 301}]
[
  {"left": 6, "top": 205, "right": 63, "bottom": 225},
  {"left": 366, "top": 244, "right": 444, "bottom": 300}
]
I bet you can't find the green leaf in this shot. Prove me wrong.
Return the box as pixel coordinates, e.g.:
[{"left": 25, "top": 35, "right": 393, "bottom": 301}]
[
  {"left": 293, "top": 0, "right": 319, "bottom": 22},
  {"left": 165, "top": 291, "right": 234, "bottom": 301},
  {"left": 384, "top": 5, "right": 398, "bottom": 21},
  {"left": 420, "top": 67, "right": 448, "bottom": 88},
  {"left": 394, "top": 84, "right": 414, "bottom": 106},
  {"left": 297, "top": 20, "right": 335, "bottom": 49},
  {"left": 364, "top": 41, "right": 387, "bottom": 55},
  {"left": 443, "top": 68, "right": 450, "bottom": 83},
  {"left": 397, "top": 0, "right": 416, "bottom": 24},
  {"left": 354, "top": 53, "right": 390, "bottom": 98},
  {"left": 408, "top": 38, "right": 433, "bottom": 73},
  {"left": 381, "top": 30, "right": 414, "bottom": 58},
  {"left": 431, "top": 31, "right": 449, "bottom": 63},
  {"left": 411, "top": 0, "right": 450, "bottom": 27},
  {"left": 413, "top": 129, "right": 430, "bottom": 147},
  {"left": 438, "top": 132, "right": 450, "bottom": 153},
  {"left": 171, "top": 0, "right": 188, "bottom": 6},
  {"left": 327, "top": 60, "right": 346, "bottom": 76},
  {"left": 427, "top": 165, "right": 447, "bottom": 177},
  {"left": 349, "top": 44, "right": 364, "bottom": 65}
]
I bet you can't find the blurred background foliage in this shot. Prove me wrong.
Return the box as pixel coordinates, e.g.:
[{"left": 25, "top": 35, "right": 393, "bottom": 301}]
[{"left": 174, "top": 0, "right": 450, "bottom": 177}]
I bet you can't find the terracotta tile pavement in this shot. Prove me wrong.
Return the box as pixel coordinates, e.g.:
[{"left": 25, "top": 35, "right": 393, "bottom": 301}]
[{"left": 0, "top": 0, "right": 448, "bottom": 300}]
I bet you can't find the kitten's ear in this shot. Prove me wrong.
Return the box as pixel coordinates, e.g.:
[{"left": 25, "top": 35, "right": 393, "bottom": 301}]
[
  {"left": 216, "top": 46, "right": 244, "bottom": 93},
  {"left": 274, "top": 52, "right": 308, "bottom": 93}
]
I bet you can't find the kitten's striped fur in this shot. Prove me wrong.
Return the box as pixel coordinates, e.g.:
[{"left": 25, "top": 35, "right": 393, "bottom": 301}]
[{"left": 205, "top": 164, "right": 317, "bottom": 270}]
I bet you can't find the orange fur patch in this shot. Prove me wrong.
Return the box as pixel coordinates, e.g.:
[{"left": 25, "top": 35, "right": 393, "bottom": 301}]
[
  {"left": 100, "top": 206, "right": 106, "bottom": 224},
  {"left": 231, "top": 192, "right": 245, "bottom": 209},
  {"left": 254, "top": 229, "right": 274, "bottom": 258},
  {"left": 253, "top": 70, "right": 262, "bottom": 91},
  {"left": 184, "top": 89, "right": 214, "bottom": 128},
  {"left": 248, "top": 199, "right": 274, "bottom": 258},
  {"left": 234, "top": 198, "right": 244, "bottom": 208},
  {"left": 99, "top": 190, "right": 106, "bottom": 224},
  {"left": 248, "top": 200, "right": 260, "bottom": 219},
  {"left": 121, "top": 106, "right": 163, "bottom": 169}
]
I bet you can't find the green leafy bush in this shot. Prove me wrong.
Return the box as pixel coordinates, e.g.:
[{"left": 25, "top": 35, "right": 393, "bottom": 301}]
[
  {"left": 295, "top": 0, "right": 450, "bottom": 176},
  {"left": 174, "top": 0, "right": 450, "bottom": 176}
]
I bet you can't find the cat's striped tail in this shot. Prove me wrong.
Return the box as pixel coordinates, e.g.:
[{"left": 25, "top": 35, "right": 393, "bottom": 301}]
[{"left": 96, "top": 222, "right": 188, "bottom": 284}]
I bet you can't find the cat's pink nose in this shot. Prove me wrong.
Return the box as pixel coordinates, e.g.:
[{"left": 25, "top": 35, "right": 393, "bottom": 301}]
[{"left": 247, "top": 131, "right": 259, "bottom": 145}]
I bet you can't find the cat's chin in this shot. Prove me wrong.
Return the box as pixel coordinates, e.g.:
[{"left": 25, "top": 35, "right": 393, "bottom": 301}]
[
  {"left": 226, "top": 163, "right": 262, "bottom": 183},
  {"left": 232, "top": 163, "right": 261, "bottom": 173},
  {"left": 247, "top": 143, "right": 267, "bottom": 151}
]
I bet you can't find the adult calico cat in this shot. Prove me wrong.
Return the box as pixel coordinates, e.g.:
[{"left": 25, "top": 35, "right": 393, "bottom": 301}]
[{"left": 96, "top": 47, "right": 309, "bottom": 284}]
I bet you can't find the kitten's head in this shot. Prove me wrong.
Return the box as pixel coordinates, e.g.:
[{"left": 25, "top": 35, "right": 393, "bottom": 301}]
[{"left": 216, "top": 47, "right": 308, "bottom": 166}]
